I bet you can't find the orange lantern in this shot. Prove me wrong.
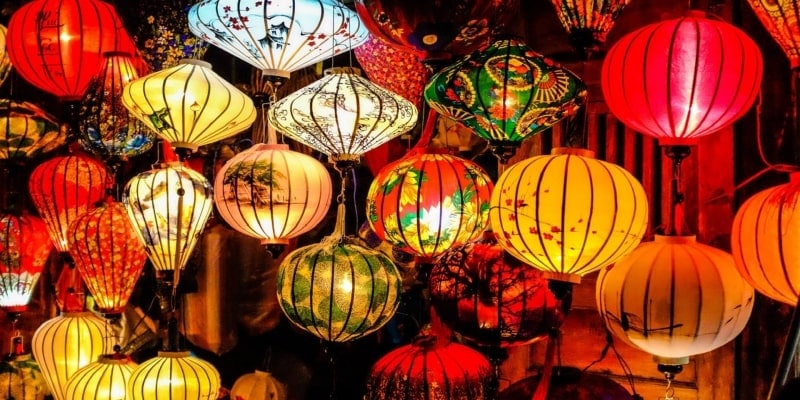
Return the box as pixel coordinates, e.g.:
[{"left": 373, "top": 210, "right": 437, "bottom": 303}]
[
  {"left": 0, "top": 211, "right": 52, "bottom": 315},
  {"left": 230, "top": 370, "right": 287, "bottom": 400},
  {"left": 746, "top": 0, "right": 800, "bottom": 69}
]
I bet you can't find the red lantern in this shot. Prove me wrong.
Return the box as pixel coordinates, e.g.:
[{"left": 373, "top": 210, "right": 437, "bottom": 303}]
[
  {"left": 0, "top": 212, "right": 52, "bottom": 315},
  {"left": 601, "top": 11, "right": 763, "bottom": 145}
]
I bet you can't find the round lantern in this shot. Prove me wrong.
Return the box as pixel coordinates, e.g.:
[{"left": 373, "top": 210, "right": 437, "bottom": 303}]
[
  {"left": 64, "top": 354, "right": 137, "bottom": 400},
  {"left": 230, "top": 370, "right": 287, "bottom": 400},
  {"left": 28, "top": 154, "right": 108, "bottom": 253},
  {"left": 731, "top": 173, "right": 800, "bottom": 305},
  {"left": 746, "top": 0, "right": 800, "bottom": 69},
  {"left": 489, "top": 147, "right": 648, "bottom": 283},
  {"left": 497, "top": 366, "right": 635, "bottom": 400},
  {"left": 121, "top": 59, "right": 256, "bottom": 153},
  {"left": 424, "top": 37, "right": 587, "bottom": 163},
  {"left": 596, "top": 235, "right": 755, "bottom": 367},
  {"left": 213, "top": 143, "right": 333, "bottom": 247},
  {"left": 127, "top": 351, "right": 220, "bottom": 400},
  {"left": 430, "top": 231, "right": 564, "bottom": 348},
  {"left": 124, "top": 162, "right": 213, "bottom": 273},
  {"left": 6, "top": 0, "right": 127, "bottom": 100},
  {"left": 366, "top": 149, "right": 493, "bottom": 260},
  {"left": 0, "top": 212, "right": 52, "bottom": 315},
  {"left": 0, "top": 352, "right": 50, "bottom": 400},
  {"left": 549, "top": 1, "right": 632, "bottom": 57},
  {"left": 134, "top": 0, "right": 208, "bottom": 72},
  {"left": 0, "top": 25, "right": 12, "bottom": 88},
  {"left": 601, "top": 11, "right": 763, "bottom": 145},
  {"left": 32, "top": 312, "right": 115, "bottom": 400},
  {"left": 0, "top": 100, "right": 66, "bottom": 160},
  {"left": 364, "top": 335, "right": 493, "bottom": 400},
  {"left": 66, "top": 200, "right": 147, "bottom": 317}
]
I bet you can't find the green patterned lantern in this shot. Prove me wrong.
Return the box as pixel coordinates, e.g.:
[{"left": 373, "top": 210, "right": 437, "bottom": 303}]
[
  {"left": 424, "top": 37, "right": 587, "bottom": 163},
  {"left": 0, "top": 100, "right": 66, "bottom": 160}
]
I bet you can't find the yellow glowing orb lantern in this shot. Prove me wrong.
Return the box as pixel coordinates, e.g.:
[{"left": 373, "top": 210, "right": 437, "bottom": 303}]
[
  {"left": 489, "top": 147, "right": 648, "bottom": 283},
  {"left": 230, "top": 370, "right": 287, "bottom": 400},
  {"left": 64, "top": 354, "right": 137, "bottom": 400},
  {"left": 127, "top": 351, "right": 220, "bottom": 400}
]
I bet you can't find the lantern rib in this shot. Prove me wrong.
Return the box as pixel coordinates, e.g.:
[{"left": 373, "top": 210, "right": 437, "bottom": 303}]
[
  {"left": 638, "top": 25, "right": 669, "bottom": 140},
  {"left": 434, "top": 350, "right": 453, "bottom": 396},
  {"left": 532, "top": 156, "right": 559, "bottom": 272},
  {"left": 306, "top": 248, "right": 323, "bottom": 339},
  {"left": 639, "top": 246, "right": 658, "bottom": 338},
  {"left": 669, "top": 244, "right": 680, "bottom": 338},
  {"left": 774, "top": 198, "right": 796, "bottom": 300}
]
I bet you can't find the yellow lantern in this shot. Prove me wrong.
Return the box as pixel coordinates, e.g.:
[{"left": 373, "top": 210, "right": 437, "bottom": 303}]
[
  {"left": 64, "top": 354, "right": 137, "bottom": 400},
  {"left": 127, "top": 351, "right": 220, "bottom": 400},
  {"left": 230, "top": 370, "right": 287, "bottom": 400}
]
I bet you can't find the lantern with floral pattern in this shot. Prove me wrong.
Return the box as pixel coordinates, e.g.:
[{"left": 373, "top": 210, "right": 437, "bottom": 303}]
[
  {"left": 0, "top": 101, "right": 66, "bottom": 160},
  {"left": 0, "top": 212, "right": 52, "bottom": 315}
]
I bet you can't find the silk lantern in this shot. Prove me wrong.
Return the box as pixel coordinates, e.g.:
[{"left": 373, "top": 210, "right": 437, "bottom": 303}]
[
  {"left": 0, "top": 100, "right": 66, "bottom": 160},
  {"left": 601, "top": 11, "right": 763, "bottom": 145},
  {"left": 489, "top": 147, "right": 648, "bottom": 283},
  {"left": 64, "top": 354, "right": 137, "bottom": 400},
  {"left": 549, "top": 0, "right": 632, "bottom": 57},
  {"left": 230, "top": 370, "right": 287, "bottom": 400},
  {"left": 0, "top": 25, "right": 12, "bottom": 88},
  {"left": 0, "top": 212, "right": 52, "bottom": 315},
  {"left": 747, "top": 0, "right": 800, "bottom": 69},
  {"left": 134, "top": 0, "right": 208, "bottom": 72},
  {"left": 127, "top": 351, "right": 220, "bottom": 400},
  {"left": 0, "top": 350, "right": 50, "bottom": 400}
]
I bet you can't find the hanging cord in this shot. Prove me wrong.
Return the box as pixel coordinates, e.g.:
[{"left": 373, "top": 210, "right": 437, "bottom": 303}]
[
  {"left": 662, "top": 146, "right": 692, "bottom": 236},
  {"left": 580, "top": 330, "right": 642, "bottom": 398},
  {"left": 532, "top": 330, "right": 559, "bottom": 400}
]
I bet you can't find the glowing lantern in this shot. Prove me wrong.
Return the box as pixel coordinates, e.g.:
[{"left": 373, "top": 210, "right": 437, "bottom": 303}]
[
  {"left": 127, "top": 351, "right": 220, "bottom": 400},
  {"left": 746, "top": 0, "right": 800, "bottom": 69},
  {"left": 0, "top": 100, "right": 66, "bottom": 160},
  {"left": 0, "top": 212, "right": 51, "bottom": 315},
  {"left": 0, "top": 351, "right": 50, "bottom": 400},
  {"left": 489, "top": 147, "right": 648, "bottom": 283},
  {"left": 31, "top": 312, "right": 115, "bottom": 400},
  {"left": 549, "top": 0, "right": 632, "bottom": 57},
  {"left": 354, "top": 34, "right": 430, "bottom": 109},
  {"left": 121, "top": 59, "right": 256, "bottom": 154},
  {"left": 134, "top": 0, "right": 208, "bottom": 72},
  {"left": 64, "top": 354, "right": 137, "bottom": 400},
  {"left": 268, "top": 70, "right": 418, "bottom": 164},
  {"left": 6, "top": 0, "right": 127, "bottom": 100},
  {"left": 601, "top": 11, "right": 763, "bottom": 145},
  {"left": 0, "top": 25, "right": 12, "bottom": 88},
  {"left": 424, "top": 37, "right": 587, "bottom": 163},
  {"left": 596, "top": 235, "right": 754, "bottom": 368},
  {"left": 230, "top": 371, "right": 287, "bottom": 400}
]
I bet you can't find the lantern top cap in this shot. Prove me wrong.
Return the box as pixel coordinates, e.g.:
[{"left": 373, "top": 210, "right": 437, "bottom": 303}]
[
  {"left": 180, "top": 59, "right": 212, "bottom": 69},
  {"left": 551, "top": 147, "right": 595, "bottom": 158},
  {"left": 156, "top": 351, "right": 191, "bottom": 358},
  {"left": 59, "top": 311, "right": 95, "bottom": 318},
  {"left": 96, "top": 353, "right": 133, "bottom": 364},
  {"left": 685, "top": 10, "right": 710, "bottom": 19},
  {"left": 250, "top": 143, "right": 291, "bottom": 152},
  {"left": 324, "top": 67, "right": 362, "bottom": 76},
  {"left": 653, "top": 234, "right": 697, "bottom": 244},
  {"left": 102, "top": 51, "right": 133, "bottom": 58}
]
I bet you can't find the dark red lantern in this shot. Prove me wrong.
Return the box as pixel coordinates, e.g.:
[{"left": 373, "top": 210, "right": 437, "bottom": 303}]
[
  {"left": 601, "top": 11, "right": 763, "bottom": 145},
  {"left": 0, "top": 212, "right": 52, "bottom": 315},
  {"left": 497, "top": 366, "right": 636, "bottom": 400}
]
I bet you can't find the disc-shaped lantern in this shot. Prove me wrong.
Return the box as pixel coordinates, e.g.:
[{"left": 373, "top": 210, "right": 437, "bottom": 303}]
[
  {"left": 66, "top": 200, "right": 147, "bottom": 318},
  {"left": 601, "top": 11, "right": 763, "bottom": 145},
  {"left": 127, "top": 351, "right": 220, "bottom": 400},
  {"left": 0, "top": 212, "right": 52, "bottom": 315},
  {"left": 0, "top": 25, "right": 12, "bottom": 88},
  {"left": 497, "top": 366, "right": 636, "bottom": 400},
  {"left": 230, "top": 370, "right": 287, "bottom": 400},
  {"left": 121, "top": 59, "right": 256, "bottom": 154},
  {"left": 0, "top": 100, "right": 66, "bottom": 160},
  {"left": 64, "top": 354, "right": 137, "bottom": 400},
  {"left": 549, "top": 1, "right": 632, "bottom": 57},
  {"left": 366, "top": 149, "right": 493, "bottom": 261},
  {"left": 489, "top": 147, "right": 648, "bottom": 284},
  {"left": 425, "top": 37, "right": 587, "bottom": 163},
  {"left": 747, "top": 0, "right": 800, "bottom": 69},
  {"left": 134, "top": 0, "right": 208, "bottom": 72},
  {"left": 188, "top": 0, "right": 369, "bottom": 82},
  {"left": 213, "top": 143, "right": 333, "bottom": 248},
  {"left": 596, "top": 235, "right": 754, "bottom": 367},
  {"left": 430, "top": 231, "right": 565, "bottom": 348},
  {"left": 268, "top": 70, "right": 418, "bottom": 164}
]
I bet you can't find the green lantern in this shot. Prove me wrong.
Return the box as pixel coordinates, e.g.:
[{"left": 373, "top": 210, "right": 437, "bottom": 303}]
[{"left": 424, "top": 37, "right": 587, "bottom": 163}]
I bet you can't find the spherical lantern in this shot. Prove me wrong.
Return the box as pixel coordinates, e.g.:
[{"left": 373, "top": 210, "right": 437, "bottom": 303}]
[
  {"left": 490, "top": 147, "right": 648, "bottom": 283},
  {"left": 6, "top": 0, "right": 127, "bottom": 100},
  {"left": 268, "top": 70, "right": 418, "bottom": 164},
  {"left": 746, "top": 0, "right": 800, "bottom": 69},
  {"left": 0, "top": 212, "right": 51, "bottom": 315},
  {"left": 31, "top": 312, "right": 115, "bottom": 400},
  {"left": 188, "top": 0, "right": 369, "bottom": 82},
  {"left": 430, "top": 231, "right": 564, "bottom": 348},
  {"left": 66, "top": 200, "right": 147, "bottom": 317},
  {"left": 424, "top": 37, "right": 587, "bottom": 163},
  {"left": 127, "top": 351, "right": 220, "bottom": 400},
  {"left": 0, "top": 100, "right": 66, "bottom": 160},
  {"left": 549, "top": 1, "right": 632, "bottom": 57},
  {"left": 601, "top": 11, "right": 763, "bottom": 145},
  {"left": 28, "top": 154, "right": 109, "bottom": 253},
  {"left": 0, "top": 25, "right": 12, "bottom": 88},
  {"left": 64, "top": 354, "right": 137, "bottom": 400},
  {"left": 230, "top": 370, "right": 287, "bottom": 400},
  {"left": 214, "top": 143, "right": 333, "bottom": 247},
  {"left": 121, "top": 59, "right": 256, "bottom": 153},
  {"left": 366, "top": 149, "right": 493, "bottom": 260},
  {"left": 134, "top": 0, "right": 208, "bottom": 72},
  {"left": 497, "top": 366, "right": 635, "bottom": 400},
  {"left": 124, "top": 162, "right": 213, "bottom": 273},
  {"left": 0, "top": 352, "right": 50, "bottom": 400},
  {"left": 596, "top": 235, "right": 755, "bottom": 366},
  {"left": 364, "top": 335, "right": 493, "bottom": 400}
]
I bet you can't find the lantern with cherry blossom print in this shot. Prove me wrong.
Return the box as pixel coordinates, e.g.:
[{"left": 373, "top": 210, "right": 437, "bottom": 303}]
[{"left": 0, "top": 212, "right": 52, "bottom": 316}]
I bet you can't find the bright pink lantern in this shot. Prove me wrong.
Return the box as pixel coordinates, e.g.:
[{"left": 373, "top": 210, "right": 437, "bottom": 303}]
[{"left": 601, "top": 11, "right": 763, "bottom": 145}]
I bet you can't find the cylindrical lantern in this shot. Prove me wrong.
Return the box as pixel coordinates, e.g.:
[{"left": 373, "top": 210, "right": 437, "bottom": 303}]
[
  {"left": 596, "top": 235, "right": 755, "bottom": 366},
  {"left": 32, "top": 312, "right": 115, "bottom": 400},
  {"left": 66, "top": 200, "right": 147, "bottom": 317},
  {"left": 127, "top": 351, "right": 220, "bottom": 400},
  {"left": 64, "top": 354, "right": 137, "bottom": 400},
  {"left": 489, "top": 147, "right": 648, "bottom": 283},
  {"left": 133, "top": 0, "right": 208, "bottom": 72},
  {"left": 124, "top": 162, "right": 213, "bottom": 273},
  {"left": 230, "top": 370, "right": 287, "bottom": 400},
  {"left": 214, "top": 143, "right": 333, "bottom": 246},
  {"left": 366, "top": 149, "right": 493, "bottom": 260},
  {"left": 0, "top": 25, "right": 12, "bottom": 88},
  {"left": 0, "top": 100, "right": 66, "bottom": 160},
  {"left": 0, "top": 352, "right": 50, "bottom": 400},
  {"left": 121, "top": 59, "right": 256, "bottom": 152},
  {"left": 0, "top": 212, "right": 52, "bottom": 314},
  {"left": 549, "top": 1, "right": 632, "bottom": 56},
  {"left": 601, "top": 11, "right": 763, "bottom": 145},
  {"left": 28, "top": 154, "right": 108, "bottom": 253}
]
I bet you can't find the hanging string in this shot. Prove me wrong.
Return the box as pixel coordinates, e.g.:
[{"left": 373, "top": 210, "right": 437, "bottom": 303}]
[
  {"left": 580, "top": 329, "right": 642, "bottom": 398},
  {"left": 531, "top": 331, "right": 559, "bottom": 400}
]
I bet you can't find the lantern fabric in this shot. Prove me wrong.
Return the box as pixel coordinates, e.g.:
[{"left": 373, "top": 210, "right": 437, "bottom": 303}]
[
  {"left": 127, "top": 351, "right": 221, "bottom": 400},
  {"left": 269, "top": 71, "right": 419, "bottom": 163},
  {"left": 0, "top": 25, "right": 12, "bottom": 88},
  {"left": 31, "top": 312, "right": 115, "bottom": 400},
  {"left": 66, "top": 200, "right": 147, "bottom": 316},
  {"left": 747, "top": 0, "right": 800, "bottom": 69},
  {"left": 0, "top": 212, "right": 51, "bottom": 314},
  {"left": 28, "top": 154, "right": 108, "bottom": 253},
  {"left": 497, "top": 366, "right": 635, "bottom": 400},
  {"left": 0, "top": 353, "right": 50, "bottom": 400},
  {"left": 354, "top": 34, "right": 431, "bottom": 109},
  {"left": 600, "top": 12, "right": 763, "bottom": 145},
  {"left": 188, "top": 0, "right": 369, "bottom": 80},
  {"left": 64, "top": 354, "right": 137, "bottom": 400},
  {"left": 6, "top": 0, "right": 127, "bottom": 100},
  {"left": 230, "top": 370, "right": 287, "bottom": 400},
  {"left": 731, "top": 173, "right": 800, "bottom": 305},
  {"left": 0, "top": 100, "right": 66, "bottom": 160},
  {"left": 213, "top": 143, "right": 333, "bottom": 245},
  {"left": 596, "top": 235, "right": 755, "bottom": 365},
  {"left": 121, "top": 59, "right": 256, "bottom": 152},
  {"left": 366, "top": 149, "right": 493, "bottom": 260},
  {"left": 549, "top": 1, "right": 632, "bottom": 56},
  {"left": 134, "top": 0, "right": 208, "bottom": 72},
  {"left": 124, "top": 162, "right": 213, "bottom": 273},
  {"left": 489, "top": 147, "right": 648, "bottom": 283}
]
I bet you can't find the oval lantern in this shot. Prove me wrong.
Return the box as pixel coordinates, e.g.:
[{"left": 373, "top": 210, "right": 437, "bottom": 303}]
[
  {"left": 134, "top": 0, "right": 208, "bottom": 72},
  {"left": 0, "top": 352, "right": 50, "bottom": 400},
  {"left": 549, "top": 0, "right": 632, "bottom": 57},
  {"left": 366, "top": 149, "right": 493, "bottom": 261},
  {"left": 0, "top": 100, "right": 66, "bottom": 160},
  {"left": 601, "top": 11, "right": 763, "bottom": 145},
  {"left": 0, "top": 212, "right": 52, "bottom": 315},
  {"left": 746, "top": 0, "right": 800, "bottom": 69},
  {"left": 64, "top": 354, "right": 137, "bottom": 400},
  {"left": 0, "top": 25, "right": 12, "bottom": 88},
  {"left": 489, "top": 147, "right": 648, "bottom": 283},
  {"left": 497, "top": 366, "right": 635, "bottom": 400},
  {"left": 430, "top": 231, "right": 565, "bottom": 348},
  {"left": 230, "top": 370, "right": 287, "bottom": 400},
  {"left": 127, "top": 351, "right": 220, "bottom": 400},
  {"left": 214, "top": 143, "right": 333, "bottom": 247},
  {"left": 596, "top": 235, "right": 755, "bottom": 367}
]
